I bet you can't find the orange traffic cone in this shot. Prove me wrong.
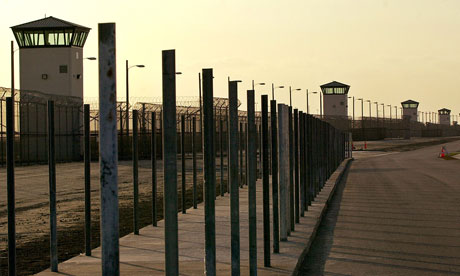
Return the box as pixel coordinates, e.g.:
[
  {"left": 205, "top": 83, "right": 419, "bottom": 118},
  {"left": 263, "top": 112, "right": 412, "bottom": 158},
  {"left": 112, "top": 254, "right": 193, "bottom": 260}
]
[
  {"left": 439, "top": 146, "right": 448, "bottom": 158},
  {"left": 364, "top": 141, "right": 367, "bottom": 150}
]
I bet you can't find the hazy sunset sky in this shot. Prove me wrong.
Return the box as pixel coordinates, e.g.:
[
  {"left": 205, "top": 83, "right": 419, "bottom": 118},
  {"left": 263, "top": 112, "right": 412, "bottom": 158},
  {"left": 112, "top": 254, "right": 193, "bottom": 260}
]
[{"left": 1, "top": 0, "right": 459, "bottom": 117}]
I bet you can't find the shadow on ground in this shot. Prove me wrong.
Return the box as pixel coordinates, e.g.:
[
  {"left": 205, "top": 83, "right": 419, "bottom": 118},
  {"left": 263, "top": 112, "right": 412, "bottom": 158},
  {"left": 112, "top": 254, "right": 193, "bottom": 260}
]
[{"left": 297, "top": 162, "right": 351, "bottom": 275}]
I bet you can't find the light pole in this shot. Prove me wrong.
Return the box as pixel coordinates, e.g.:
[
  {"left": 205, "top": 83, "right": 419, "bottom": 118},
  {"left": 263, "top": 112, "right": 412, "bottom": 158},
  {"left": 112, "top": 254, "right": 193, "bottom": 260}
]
[
  {"left": 348, "top": 96, "right": 355, "bottom": 127},
  {"left": 374, "top": 102, "right": 378, "bottom": 120},
  {"left": 289, "top": 86, "right": 301, "bottom": 107},
  {"left": 252, "top": 81, "right": 265, "bottom": 112},
  {"left": 358, "top": 98, "right": 364, "bottom": 141},
  {"left": 271, "top": 84, "right": 284, "bottom": 101},
  {"left": 125, "top": 60, "right": 145, "bottom": 135},
  {"left": 366, "top": 100, "right": 371, "bottom": 118},
  {"left": 311, "top": 92, "right": 321, "bottom": 116},
  {"left": 387, "top": 104, "right": 392, "bottom": 120},
  {"left": 252, "top": 80, "right": 265, "bottom": 90},
  {"left": 381, "top": 103, "right": 385, "bottom": 119}
]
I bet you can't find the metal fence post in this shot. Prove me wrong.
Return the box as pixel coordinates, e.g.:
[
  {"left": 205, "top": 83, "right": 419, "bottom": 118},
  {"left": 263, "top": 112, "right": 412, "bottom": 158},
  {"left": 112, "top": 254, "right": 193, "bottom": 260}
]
[
  {"left": 288, "top": 107, "right": 294, "bottom": 233},
  {"left": 98, "top": 23, "right": 119, "bottom": 276},
  {"left": 6, "top": 97, "right": 16, "bottom": 275},
  {"left": 228, "top": 81, "right": 240, "bottom": 275},
  {"left": 261, "top": 95, "right": 270, "bottom": 267},
  {"left": 133, "top": 110, "right": 139, "bottom": 235},
  {"left": 151, "top": 112, "right": 157, "bottom": 226},
  {"left": 192, "top": 117, "right": 198, "bottom": 209},
  {"left": 270, "top": 100, "right": 279, "bottom": 253},
  {"left": 162, "top": 49, "right": 179, "bottom": 275},
  {"left": 299, "top": 112, "right": 305, "bottom": 217},
  {"left": 247, "top": 90, "right": 257, "bottom": 275},
  {"left": 181, "top": 114, "right": 186, "bottom": 214},
  {"left": 48, "top": 100, "right": 58, "bottom": 272},
  {"left": 203, "top": 68, "right": 216, "bottom": 275},
  {"left": 239, "top": 122, "right": 244, "bottom": 187},
  {"left": 278, "top": 104, "right": 289, "bottom": 241},
  {"left": 294, "top": 109, "right": 299, "bottom": 224},
  {"left": 220, "top": 118, "right": 224, "bottom": 196},
  {"left": 84, "top": 104, "right": 91, "bottom": 255}
]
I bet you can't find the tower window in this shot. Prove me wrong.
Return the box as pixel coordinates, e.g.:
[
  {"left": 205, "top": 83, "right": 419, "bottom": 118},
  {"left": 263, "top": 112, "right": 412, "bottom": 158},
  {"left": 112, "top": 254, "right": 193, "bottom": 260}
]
[{"left": 59, "top": 65, "right": 68, "bottom": 73}]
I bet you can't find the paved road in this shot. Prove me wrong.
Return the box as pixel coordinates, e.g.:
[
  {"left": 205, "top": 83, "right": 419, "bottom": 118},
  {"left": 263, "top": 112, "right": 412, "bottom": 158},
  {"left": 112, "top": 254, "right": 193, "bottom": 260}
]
[{"left": 299, "top": 140, "right": 460, "bottom": 275}]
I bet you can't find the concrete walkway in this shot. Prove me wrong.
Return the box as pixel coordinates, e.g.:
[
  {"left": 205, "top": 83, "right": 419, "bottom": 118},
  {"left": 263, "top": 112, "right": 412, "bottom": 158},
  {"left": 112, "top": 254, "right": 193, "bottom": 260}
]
[
  {"left": 36, "top": 159, "right": 351, "bottom": 276},
  {"left": 299, "top": 140, "right": 460, "bottom": 275}
]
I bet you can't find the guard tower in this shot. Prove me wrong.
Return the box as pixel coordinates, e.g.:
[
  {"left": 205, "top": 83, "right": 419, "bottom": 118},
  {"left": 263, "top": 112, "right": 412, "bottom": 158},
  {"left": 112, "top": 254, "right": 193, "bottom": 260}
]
[
  {"left": 11, "top": 16, "right": 91, "bottom": 99},
  {"left": 401, "top": 100, "right": 419, "bottom": 122},
  {"left": 438, "top": 108, "right": 451, "bottom": 125},
  {"left": 320, "top": 81, "right": 350, "bottom": 117}
]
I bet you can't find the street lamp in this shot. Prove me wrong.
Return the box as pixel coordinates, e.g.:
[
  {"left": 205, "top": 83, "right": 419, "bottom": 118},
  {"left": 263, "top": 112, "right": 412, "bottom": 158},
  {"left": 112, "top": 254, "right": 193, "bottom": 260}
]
[
  {"left": 126, "top": 60, "right": 145, "bottom": 135},
  {"left": 366, "top": 100, "right": 371, "bottom": 118},
  {"left": 348, "top": 96, "right": 355, "bottom": 126},
  {"left": 387, "top": 104, "right": 392, "bottom": 120},
  {"left": 271, "top": 84, "right": 284, "bottom": 101},
  {"left": 374, "top": 102, "right": 378, "bottom": 120},
  {"left": 358, "top": 98, "right": 364, "bottom": 141},
  {"left": 381, "top": 103, "right": 385, "bottom": 119},
  {"left": 311, "top": 91, "right": 321, "bottom": 116},
  {"left": 289, "top": 86, "right": 301, "bottom": 107},
  {"left": 252, "top": 80, "right": 265, "bottom": 90}
]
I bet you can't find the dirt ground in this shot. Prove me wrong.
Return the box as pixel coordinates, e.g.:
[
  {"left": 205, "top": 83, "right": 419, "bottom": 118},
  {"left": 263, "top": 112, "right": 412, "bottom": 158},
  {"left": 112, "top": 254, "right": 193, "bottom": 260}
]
[{"left": 0, "top": 155, "right": 232, "bottom": 275}]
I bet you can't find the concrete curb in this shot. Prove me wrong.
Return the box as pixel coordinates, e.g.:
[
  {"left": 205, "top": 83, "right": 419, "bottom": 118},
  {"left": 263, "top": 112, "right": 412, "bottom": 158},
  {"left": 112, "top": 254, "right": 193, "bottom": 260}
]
[{"left": 292, "top": 157, "right": 353, "bottom": 276}]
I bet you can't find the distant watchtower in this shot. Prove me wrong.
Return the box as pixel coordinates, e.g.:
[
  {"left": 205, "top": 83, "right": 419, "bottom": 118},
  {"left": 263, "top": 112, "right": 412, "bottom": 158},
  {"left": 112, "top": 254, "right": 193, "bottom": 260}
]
[
  {"left": 320, "top": 81, "right": 350, "bottom": 117},
  {"left": 401, "top": 100, "right": 419, "bottom": 122},
  {"left": 438, "top": 108, "right": 451, "bottom": 125},
  {"left": 11, "top": 16, "right": 91, "bottom": 99}
]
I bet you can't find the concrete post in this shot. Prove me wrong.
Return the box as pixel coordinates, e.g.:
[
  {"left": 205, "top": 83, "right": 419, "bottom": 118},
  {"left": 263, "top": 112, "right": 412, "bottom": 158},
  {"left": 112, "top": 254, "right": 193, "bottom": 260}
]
[
  {"left": 278, "top": 104, "right": 289, "bottom": 241},
  {"left": 294, "top": 109, "right": 299, "bottom": 224},
  {"left": 288, "top": 107, "right": 294, "bottom": 233},
  {"left": 261, "top": 95, "right": 270, "bottom": 267},
  {"left": 220, "top": 118, "right": 225, "bottom": 196},
  {"left": 228, "top": 81, "right": 240, "bottom": 275},
  {"left": 98, "top": 23, "right": 119, "bottom": 276},
  {"left": 133, "top": 110, "right": 139, "bottom": 235},
  {"left": 162, "top": 49, "right": 179, "bottom": 275},
  {"left": 181, "top": 114, "right": 186, "bottom": 214},
  {"left": 192, "top": 117, "right": 198, "bottom": 209},
  {"left": 84, "top": 104, "right": 91, "bottom": 255},
  {"left": 299, "top": 112, "right": 305, "bottom": 217},
  {"left": 270, "top": 100, "right": 279, "bottom": 253},
  {"left": 6, "top": 97, "right": 16, "bottom": 275},
  {"left": 203, "top": 68, "right": 216, "bottom": 275},
  {"left": 247, "top": 90, "right": 257, "bottom": 275},
  {"left": 48, "top": 100, "right": 58, "bottom": 272},
  {"left": 239, "top": 122, "right": 244, "bottom": 187},
  {"left": 151, "top": 112, "right": 157, "bottom": 226}
]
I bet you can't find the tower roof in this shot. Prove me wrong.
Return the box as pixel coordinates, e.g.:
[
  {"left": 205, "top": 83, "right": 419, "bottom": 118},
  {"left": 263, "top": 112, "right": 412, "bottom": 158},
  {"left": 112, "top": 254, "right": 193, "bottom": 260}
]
[
  {"left": 401, "top": 99, "right": 419, "bottom": 105},
  {"left": 320, "top": 81, "right": 350, "bottom": 89},
  {"left": 11, "top": 16, "right": 90, "bottom": 48},
  {"left": 438, "top": 108, "right": 451, "bottom": 113},
  {"left": 11, "top": 16, "right": 90, "bottom": 31},
  {"left": 320, "top": 81, "right": 350, "bottom": 95}
]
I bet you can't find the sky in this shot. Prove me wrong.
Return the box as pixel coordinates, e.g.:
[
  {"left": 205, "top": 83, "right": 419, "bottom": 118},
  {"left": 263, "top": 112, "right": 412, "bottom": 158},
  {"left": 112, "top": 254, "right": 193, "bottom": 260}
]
[{"left": 1, "top": 0, "right": 459, "bottom": 118}]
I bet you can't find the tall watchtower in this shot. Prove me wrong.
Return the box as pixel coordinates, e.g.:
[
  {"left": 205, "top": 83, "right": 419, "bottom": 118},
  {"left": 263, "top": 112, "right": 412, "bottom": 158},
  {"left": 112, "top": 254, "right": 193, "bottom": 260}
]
[
  {"left": 320, "top": 81, "right": 350, "bottom": 117},
  {"left": 401, "top": 100, "right": 419, "bottom": 122},
  {"left": 11, "top": 16, "right": 90, "bottom": 99},
  {"left": 438, "top": 108, "right": 451, "bottom": 125}
]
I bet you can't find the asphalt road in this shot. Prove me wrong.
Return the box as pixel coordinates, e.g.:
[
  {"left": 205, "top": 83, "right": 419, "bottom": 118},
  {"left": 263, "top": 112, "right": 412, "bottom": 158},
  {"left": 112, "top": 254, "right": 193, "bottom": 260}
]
[{"left": 299, "top": 140, "right": 460, "bottom": 275}]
